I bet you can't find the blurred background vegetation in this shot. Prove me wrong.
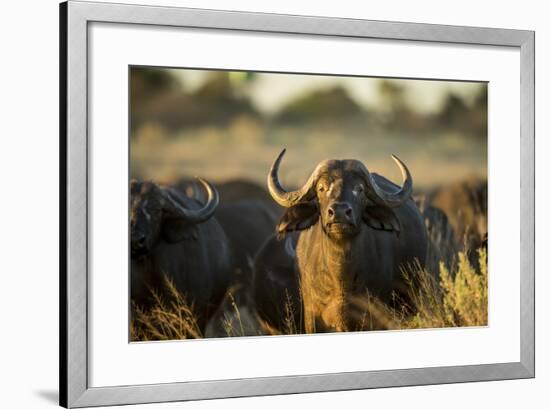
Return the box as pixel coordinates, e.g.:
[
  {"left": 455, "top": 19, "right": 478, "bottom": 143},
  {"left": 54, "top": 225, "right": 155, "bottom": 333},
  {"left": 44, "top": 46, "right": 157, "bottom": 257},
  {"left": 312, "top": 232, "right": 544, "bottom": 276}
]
[{"left": 130, "top": 67, "right": 487, "bottom": 192}]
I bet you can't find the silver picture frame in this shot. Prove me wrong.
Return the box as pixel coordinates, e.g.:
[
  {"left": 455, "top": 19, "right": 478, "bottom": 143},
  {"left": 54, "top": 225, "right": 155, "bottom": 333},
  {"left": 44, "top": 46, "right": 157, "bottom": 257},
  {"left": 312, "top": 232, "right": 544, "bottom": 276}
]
[{"left": 60, "top": 1, "right": 535, "bottom": 407}]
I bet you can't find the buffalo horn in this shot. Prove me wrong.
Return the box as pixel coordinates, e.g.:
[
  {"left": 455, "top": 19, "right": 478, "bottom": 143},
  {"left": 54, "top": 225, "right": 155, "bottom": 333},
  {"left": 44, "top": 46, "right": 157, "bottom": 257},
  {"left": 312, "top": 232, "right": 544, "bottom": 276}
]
[
  {"left": 162, "top": 177, "right": 219, "bottom": 222},
  {"left": 357, "top": 155, "right": 413, "bottom": 208}
]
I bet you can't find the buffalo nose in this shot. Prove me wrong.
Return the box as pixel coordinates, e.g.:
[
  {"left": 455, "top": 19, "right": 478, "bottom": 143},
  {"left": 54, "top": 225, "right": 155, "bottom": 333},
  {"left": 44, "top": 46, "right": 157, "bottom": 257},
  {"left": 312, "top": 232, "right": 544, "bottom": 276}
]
[{"left": 327, "top": 203, "right": 353, "bottom": 222}]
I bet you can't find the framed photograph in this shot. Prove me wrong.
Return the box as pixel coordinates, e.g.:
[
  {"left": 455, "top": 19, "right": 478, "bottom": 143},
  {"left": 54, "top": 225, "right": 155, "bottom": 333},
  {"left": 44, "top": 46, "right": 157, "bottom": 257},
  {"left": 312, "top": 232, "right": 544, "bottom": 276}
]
[{"left": 60, "top": 1, "right": 534, "bottom": 407}]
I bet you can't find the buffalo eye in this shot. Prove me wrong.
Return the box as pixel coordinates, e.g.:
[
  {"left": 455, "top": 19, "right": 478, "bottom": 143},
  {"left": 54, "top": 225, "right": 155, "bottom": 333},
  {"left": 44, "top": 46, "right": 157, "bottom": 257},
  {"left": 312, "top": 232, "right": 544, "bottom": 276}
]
[{"left": 353, "top": 184, "right": 364, "bottom": 196}]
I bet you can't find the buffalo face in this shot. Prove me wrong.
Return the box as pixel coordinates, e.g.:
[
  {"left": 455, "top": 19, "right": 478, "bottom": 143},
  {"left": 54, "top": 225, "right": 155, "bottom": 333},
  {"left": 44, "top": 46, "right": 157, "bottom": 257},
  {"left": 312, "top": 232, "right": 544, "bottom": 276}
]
[
  {"left": 268, "top": 149, "right": 412, "bottom": 241},
  {"left": 315, "top": 169, "right": 367, "bottom": 239},
  {"left": 130, "top": 181, "right": 164, "bottom": 257},
  {"left": 130, "top": 178, "right": 220, "bottom": 259}
]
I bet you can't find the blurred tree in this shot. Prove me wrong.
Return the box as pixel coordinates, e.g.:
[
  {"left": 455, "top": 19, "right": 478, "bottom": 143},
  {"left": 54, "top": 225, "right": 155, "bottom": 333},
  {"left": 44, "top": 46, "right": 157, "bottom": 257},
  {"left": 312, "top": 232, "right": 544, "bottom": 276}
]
[
  {"left": 130, "top": 67, "right": 181, "bottom": 132},
  {"left": 131, "top": 70, "right": 260, "bottom": 135},
  {"left": 473, "top": 84, "right": 488, "bottom": 109},
  {"left": 436, "top": 84, "right": 487, "bottom": 137},
  {"left": 228, "top": 71, "right": 256, "bottom": 85},
  {"left": 229, "top": 71, "right": 256, "bottom": 98},
  {"left": 130, "top": 67, "right": 181, "bottom": 107},
  {"left": 192, "top": 71, "right": 258, "bottom": 126},
  {"left": 470, "top": 84, "right": 488, "bottom": 137},
  {"left": 194, "top": 71, "right": 233, "bottom": 101},
  {"left": 376, "top": 79, "right": 417, "bottom": 130},
  {"left": 274, "top": 86, "right": 363, "bottom": 125},
  {"left": 378, "top": 80, "right": 406, "bottom": 114},
  {"left": 438, "top": 93, "right": 468, "bottom": 128}
]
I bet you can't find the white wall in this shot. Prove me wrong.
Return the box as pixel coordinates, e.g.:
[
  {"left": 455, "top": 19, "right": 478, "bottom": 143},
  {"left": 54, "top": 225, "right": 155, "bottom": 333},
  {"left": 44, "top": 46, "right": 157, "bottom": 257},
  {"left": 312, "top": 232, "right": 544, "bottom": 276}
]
[{"left": 0, "top": 0, "right": 547, "bottom": 408}]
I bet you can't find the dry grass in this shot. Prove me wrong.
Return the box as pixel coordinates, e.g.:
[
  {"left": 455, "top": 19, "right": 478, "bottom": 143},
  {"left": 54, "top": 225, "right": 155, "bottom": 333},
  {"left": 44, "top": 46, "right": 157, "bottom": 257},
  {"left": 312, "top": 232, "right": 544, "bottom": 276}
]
[
  {"left": 130, "top": 277, "right": 202, "bottom": 341},
  {"left": 390, "top": 248, "right": 488, "bottom": 329},
  {"left": 439, "top": 248, "right": 488, "bottom": 326},
  {"left": 219, "top": 292, "right": 251, "bottom": 338}
]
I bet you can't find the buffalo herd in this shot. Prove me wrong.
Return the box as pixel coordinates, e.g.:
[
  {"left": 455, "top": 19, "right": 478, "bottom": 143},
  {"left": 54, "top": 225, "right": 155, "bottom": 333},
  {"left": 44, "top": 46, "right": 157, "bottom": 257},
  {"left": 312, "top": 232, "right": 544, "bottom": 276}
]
[{"left": 130, "top": 149, "right": 488, "bottom": 337}]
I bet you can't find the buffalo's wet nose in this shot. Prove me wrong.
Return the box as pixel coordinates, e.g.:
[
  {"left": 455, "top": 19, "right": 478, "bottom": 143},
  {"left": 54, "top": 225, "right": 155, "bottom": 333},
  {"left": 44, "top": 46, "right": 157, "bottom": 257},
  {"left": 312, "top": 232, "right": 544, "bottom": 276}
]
[{"left": 328, "top": 203, "right": 353, "bottom": 222}]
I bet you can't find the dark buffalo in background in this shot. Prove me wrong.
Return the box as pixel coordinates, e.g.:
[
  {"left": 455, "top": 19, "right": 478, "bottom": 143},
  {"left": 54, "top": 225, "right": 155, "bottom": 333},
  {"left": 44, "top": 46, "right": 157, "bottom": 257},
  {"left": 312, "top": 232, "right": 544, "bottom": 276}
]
[
  {"left": 176, "top": 177, "right": 280, "bottom": 285},
  {"left": 425, "top": 177, "right": 488, "bottom": 268},
  {"left": 417, "top": 202, "right": 458, "bottom": 274},
  {"left": 427, "top": 177, "right": 487, "bottom": 247},
  {"left": 253, "top": 149, "right": 428, "bottom": 334},
  {"left": 174, "top": 177, "right": 282, "bottom": 337},
  {"left": 204, "top": 200, "right": 279, "bottom": 337},
  {"left": 205, "top": 199, "right": 280, "bottom": 337},
  {"left": 130, "top": 178, "right": 233, "bottom": 333},
  {"left": 215, "top": 201, "right": 278, "bottom": 278}
]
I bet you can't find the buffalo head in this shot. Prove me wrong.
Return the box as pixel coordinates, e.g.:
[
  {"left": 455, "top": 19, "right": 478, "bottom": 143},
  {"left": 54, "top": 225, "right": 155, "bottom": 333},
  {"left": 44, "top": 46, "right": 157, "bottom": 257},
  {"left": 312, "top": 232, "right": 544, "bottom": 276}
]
[
  {"left": 130, "top": 178, "right": 219, "bottom": 257},
  {"left": 267, "top": 149, "right": 413, "bottom": 241}
]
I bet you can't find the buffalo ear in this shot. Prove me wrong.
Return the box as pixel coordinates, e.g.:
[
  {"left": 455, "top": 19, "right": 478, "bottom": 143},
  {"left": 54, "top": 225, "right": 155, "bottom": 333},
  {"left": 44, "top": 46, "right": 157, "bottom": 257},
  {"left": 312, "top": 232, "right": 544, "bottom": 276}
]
[
  {"left": 162, "top": 219, "right": 198, "bottom": 243},
  {"left": 276, "top": 202, "right": 319, "bottom": 240},
  {"left": 363, "top": 205, "right": 401, "bottom": 235}
]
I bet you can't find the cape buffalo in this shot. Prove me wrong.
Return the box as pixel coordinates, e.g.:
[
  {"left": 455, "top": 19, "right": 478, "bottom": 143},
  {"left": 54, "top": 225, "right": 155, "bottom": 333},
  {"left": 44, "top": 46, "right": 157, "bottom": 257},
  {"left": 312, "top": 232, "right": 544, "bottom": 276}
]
[
  {"left": 253, "top": 149, "right": 428, "bottom": 333},
  {"left": 202, "top": 200, "right": 279, "bottom": 338},
  {"left": 421, "top": 203, "right": 458, "bottom": 274},
  {"left": 216, "top": 201, "right": 278, "bottom": 274},
  {"left": 427, "top": 177, "right": 487, "bottom": 247},
  {"left": 176, "top": 178, "right": 280, "bottom": 278},
  {"left": 130, "top": 178, "right": 232, "bottom": 333}
]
